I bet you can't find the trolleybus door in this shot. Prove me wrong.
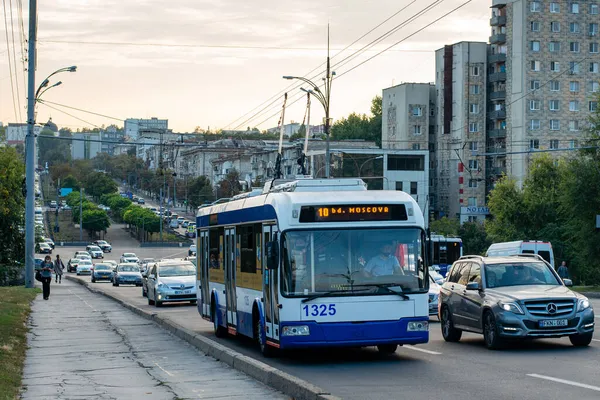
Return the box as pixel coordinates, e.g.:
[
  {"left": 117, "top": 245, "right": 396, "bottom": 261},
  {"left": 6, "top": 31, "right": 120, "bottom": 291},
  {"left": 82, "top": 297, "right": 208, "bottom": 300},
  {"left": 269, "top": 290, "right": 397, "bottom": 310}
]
[
  {"left": 224, "top": 227, "right": 237, "bottom": 327},
  {"left": 262, "top": 223, "right": 280, "bottom": 341},
  {"left": 199, "top": 230, "right": 210, "bottom": 318}
]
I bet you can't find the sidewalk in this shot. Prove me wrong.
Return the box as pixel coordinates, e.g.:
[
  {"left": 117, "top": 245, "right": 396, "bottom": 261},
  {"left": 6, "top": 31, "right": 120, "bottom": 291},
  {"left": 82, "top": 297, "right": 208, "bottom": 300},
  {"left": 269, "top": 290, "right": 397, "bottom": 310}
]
[{"left": 21, "top": 280, "right": 287, "bottom": 399}]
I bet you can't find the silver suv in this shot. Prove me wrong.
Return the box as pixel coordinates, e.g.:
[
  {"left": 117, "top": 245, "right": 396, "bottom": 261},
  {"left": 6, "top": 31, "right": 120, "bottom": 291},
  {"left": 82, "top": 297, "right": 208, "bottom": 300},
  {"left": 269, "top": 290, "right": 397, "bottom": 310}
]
[{"left": 439, "top": 254, "right": 594, "bottom": 349}]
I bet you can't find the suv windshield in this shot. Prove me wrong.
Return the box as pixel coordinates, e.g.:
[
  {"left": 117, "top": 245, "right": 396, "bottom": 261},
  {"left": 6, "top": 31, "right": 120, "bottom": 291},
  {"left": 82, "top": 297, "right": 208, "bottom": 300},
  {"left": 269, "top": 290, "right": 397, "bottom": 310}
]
[
  {"left": 95, "top": 265, "right": 111, "bottom": 270},
  {"left": 159, "top": 264, "right": 195, "bottom": 277},
  {"left": 282, "top": 228, "right": 426, "bottom": 297},
  {"left": 485, "top": 262, "right": 561, "bottom": 288},
  {"left": 119, "top": 265, "right": 140, "bottom": 272}
]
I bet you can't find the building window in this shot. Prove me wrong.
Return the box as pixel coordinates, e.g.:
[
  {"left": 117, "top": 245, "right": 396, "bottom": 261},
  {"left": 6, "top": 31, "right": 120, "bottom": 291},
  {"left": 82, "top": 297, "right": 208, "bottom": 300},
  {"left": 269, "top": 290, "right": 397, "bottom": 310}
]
[
  {"left": 410, "top": 182, "right": 418, "bottom": 195},
  {"left": 569, "top": 81, "right": 580, "bottom": 92},
  {"left": 570, "top": 62, "right": 580, "bottom": 74},
  {"left": 549, "top": 100, "right": 560, "bottom": 111},
  {"left": 531, "top": 119, "right": 541, "bottom": 130},
  {"left": 531, "top": 1, "right": 541, "bottom": 12},
  {"left": 412, "top": 143, "right": 421, "bottom": 150},
  {"left": 469, "top": 103, "right": 480, "bottom": 114},
  {"left": 550, "top": 139, "right": 559, "bottom": 149},
  {"left": 550, "top": 119, "right": 561, "bottom": 130},
  {"left": 570, "top": 42, "right": 580, "bottom": 52},
  {"left": 470, "top": 85, "right": 480, "bottom": 95},
  {"left": 530, "top": 41, "right": 541, "bottom": 51},
  {"left": 388, "top": 155, "right": 425, "bottom": 171},
  {"left": 531, "top": 21, "right": 540, "bottom": 32},
  {"left": 468, "top": 160, "right": 479, "bottom": 170},
  {"left": 590, "top": 23, "right": 599, "bottom": 36},
  {"left": 469, "top": 141, "right": 478, "bottom": 152},
  {"left": 549, "top": 41, "right": 561, "bottom": 52},
  {"left": 469, "top": 122, "right": 479, "bottom": 133},
  {"left": 591, "top": 62, "right": 600, "bottom": 73},
  {"left": 413, "top": 125, "right": 422, "bottom": 135},
  {"left": 590, "top": 101, "right": 598, "bottom": 112},
  {"left": 570, "top": 22, "right": 580, "bottom": 33},
  {"left": 468, "top": 179, "right": 478, "bottom": 188},
  {"left": 591, "top": 4, "right": 599, "bottom": 15},
  {"left": 530, "top": 80, "right": 541, "bottom": 90},
  {"left": 569, "top": 100, "right": 580, "bottom": 111},
  {"left": 395, "top": 182, "right": 403, "bottom": 191},
  {"left": 471, "top": 66, "right": 480, "bottom": 76},
  {"left": 531, "top": 60, "right": 541, "bottom": 71},
  {"left": 549, "top": 80, "right": 560, "bottom": 91},
  {"left": 550, "top": 61, "right": 560, "bottom": 72},
  {"left": 530, "top": 139, "right": 540, "bottom": 149},
  {"left": 530, "top": 99, "right": 541, "bottom": 110},
  {"left": 570, "top": 2, "right": 579, "bottom": 14},
  {"left": 569, "top": 140, "right": 578, "bottom": 149},
  {"left": 550, "top": 2, "right": 560, "bottom": 13},
  {"left": 412, "top": 106, "right": 422, "bottom": 116},
  {"left": 590, "top": 42, "right": 599, "bottom": 53},
  {"left": 551, "top": 21, "right": 561, "bottom": 32},
  {"left": 589, "top": 81, "right": 600, "bottom": 92},
  {"left": 468, "top": 197, "right": 477, "bottom": 207},
  {"left": 569, "top": 120, "right": 580, "bottom": 131}
]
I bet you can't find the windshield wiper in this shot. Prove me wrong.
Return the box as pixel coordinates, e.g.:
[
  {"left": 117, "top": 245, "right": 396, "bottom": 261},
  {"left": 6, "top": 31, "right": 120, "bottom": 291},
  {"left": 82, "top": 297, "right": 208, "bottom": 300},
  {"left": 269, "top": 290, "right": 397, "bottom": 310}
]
[
  {"left": 351, "top": 284, "right": 411, "bottom": 300},
  {"left": 301, "top": 288, "right": 371, "bottom": 303}
]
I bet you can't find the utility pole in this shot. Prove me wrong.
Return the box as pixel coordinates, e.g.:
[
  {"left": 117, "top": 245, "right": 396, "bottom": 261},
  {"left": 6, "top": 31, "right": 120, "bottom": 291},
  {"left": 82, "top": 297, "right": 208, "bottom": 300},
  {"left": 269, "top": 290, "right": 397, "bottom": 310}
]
[
  {"left": 24, "top": 0, "right": 38, "bottom": 288},
  {"left": 79, "top": 188, "right": 83, "bottom": 241},
  {"left": 324, "top": 24, "right": 331, "bottom": 179},
  {"left": 173, "top": 174, "right": 177, "bottom": 210},
  {"left": 159, "top": 188, "right": 163, "bottom": 242}
]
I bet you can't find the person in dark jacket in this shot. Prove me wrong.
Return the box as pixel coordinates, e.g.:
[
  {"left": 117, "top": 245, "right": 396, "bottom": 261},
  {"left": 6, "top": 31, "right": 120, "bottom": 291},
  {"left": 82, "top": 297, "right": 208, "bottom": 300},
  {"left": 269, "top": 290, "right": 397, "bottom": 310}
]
[
  {"left": 38, "top": 255, "right": 54, "bottom": 300},
  {"left": 557, "top": 261, "right": 569, "bottom": 280}
]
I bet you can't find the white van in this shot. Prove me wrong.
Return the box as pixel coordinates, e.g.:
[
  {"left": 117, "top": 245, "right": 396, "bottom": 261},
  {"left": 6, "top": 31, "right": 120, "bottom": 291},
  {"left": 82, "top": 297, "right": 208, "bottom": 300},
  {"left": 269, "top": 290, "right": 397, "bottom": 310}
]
[{"left": 486, "top": 241, "right": 555, "bottom": 268}]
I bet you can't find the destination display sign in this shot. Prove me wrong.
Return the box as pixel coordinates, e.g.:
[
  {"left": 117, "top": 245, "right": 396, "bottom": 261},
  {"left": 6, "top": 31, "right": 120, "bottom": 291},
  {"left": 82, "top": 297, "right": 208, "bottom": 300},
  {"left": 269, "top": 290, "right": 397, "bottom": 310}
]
[{"left": 299, "top": 204, "right": 408, "bottom": 223}]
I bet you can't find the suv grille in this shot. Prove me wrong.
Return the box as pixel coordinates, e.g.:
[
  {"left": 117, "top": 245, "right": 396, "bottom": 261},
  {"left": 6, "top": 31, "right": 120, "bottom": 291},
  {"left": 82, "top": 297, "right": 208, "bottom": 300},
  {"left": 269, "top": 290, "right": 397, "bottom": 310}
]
[{"left": 523, "top": 299, "right": 574, "bottom": 317}]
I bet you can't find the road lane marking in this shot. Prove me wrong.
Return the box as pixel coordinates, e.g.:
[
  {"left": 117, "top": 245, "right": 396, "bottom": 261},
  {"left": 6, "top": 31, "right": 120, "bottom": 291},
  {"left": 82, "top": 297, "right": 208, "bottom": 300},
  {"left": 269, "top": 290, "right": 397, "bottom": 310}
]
[
  {"left": 405, "top": 345, "right": 442, "bottom": 355},
  {"left": 527, "top": 374, "right": 600, "bottom": 392},
  {"left": 592, "top": 339, "right": 600, "bottom": 342}
]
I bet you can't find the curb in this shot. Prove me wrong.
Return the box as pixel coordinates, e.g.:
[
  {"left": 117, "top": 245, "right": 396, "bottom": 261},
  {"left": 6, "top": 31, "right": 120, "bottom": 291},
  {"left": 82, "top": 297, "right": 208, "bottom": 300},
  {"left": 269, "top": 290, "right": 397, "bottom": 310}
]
[{"left": 66, "top": 275, "right": 340, "bottom": 400}]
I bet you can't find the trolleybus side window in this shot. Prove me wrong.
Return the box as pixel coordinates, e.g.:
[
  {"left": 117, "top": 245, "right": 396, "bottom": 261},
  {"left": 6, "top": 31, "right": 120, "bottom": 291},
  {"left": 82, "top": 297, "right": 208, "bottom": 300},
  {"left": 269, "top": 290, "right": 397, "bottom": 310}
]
[
  {"left": 237, "top": 224, "right": 262, "bottom": 291},
  {"left": 209, "top": 227, "right": 224, "bottom": 283}
]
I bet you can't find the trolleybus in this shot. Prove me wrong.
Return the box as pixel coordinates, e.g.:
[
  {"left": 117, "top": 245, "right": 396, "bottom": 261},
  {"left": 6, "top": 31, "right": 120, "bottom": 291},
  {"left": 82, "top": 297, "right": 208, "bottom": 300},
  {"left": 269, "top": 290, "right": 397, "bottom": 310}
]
[
  {"left": 429, "top": 234, "right": 463, "bottom": 277},
  {"left": 196, "top": 178, "right": 430, "bottom": 356}
]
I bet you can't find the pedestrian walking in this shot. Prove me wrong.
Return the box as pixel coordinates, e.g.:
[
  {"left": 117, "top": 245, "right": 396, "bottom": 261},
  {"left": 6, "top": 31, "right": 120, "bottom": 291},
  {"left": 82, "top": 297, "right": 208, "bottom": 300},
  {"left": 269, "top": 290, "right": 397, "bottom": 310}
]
[
  {"left": 38, "top": 255, "right": 54, "bottom": 300},
  {"left": 557, "top": 261, "right": 569, "bottom": 280},
  {"left": 54, "top": 254, "right": 65, "bottom": 283}
]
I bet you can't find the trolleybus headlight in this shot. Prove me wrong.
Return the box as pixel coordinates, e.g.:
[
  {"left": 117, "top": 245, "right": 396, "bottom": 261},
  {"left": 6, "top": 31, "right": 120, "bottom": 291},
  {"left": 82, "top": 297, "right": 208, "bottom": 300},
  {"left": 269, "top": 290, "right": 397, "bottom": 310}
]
[
  {"left": 281, "top": 325, "right": 310, "bottom": 336},
  {"left": 407, "top": 321, "right": 429, "bottom": 331}
]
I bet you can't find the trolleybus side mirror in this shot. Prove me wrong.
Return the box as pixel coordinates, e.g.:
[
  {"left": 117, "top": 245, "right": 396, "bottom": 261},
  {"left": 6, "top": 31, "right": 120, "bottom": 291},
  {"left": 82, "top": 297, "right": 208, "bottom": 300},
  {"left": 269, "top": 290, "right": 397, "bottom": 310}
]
[{"left": 266, "top": 238, "right": 279, "bottom": 270}]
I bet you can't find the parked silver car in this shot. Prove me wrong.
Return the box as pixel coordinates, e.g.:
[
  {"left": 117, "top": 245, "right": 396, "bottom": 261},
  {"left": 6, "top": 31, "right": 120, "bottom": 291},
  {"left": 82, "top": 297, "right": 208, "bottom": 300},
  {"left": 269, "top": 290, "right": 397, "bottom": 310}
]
[{"left": 146, "top": 260, "right": 197, "bottom": 307}]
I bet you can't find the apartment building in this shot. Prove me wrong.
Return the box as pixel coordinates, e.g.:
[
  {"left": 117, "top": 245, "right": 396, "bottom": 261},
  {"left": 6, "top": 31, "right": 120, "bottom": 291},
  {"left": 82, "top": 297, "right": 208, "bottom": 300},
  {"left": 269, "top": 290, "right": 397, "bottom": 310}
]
[{"left": 124, "top": 117, "right": 168, "bottom": 140}]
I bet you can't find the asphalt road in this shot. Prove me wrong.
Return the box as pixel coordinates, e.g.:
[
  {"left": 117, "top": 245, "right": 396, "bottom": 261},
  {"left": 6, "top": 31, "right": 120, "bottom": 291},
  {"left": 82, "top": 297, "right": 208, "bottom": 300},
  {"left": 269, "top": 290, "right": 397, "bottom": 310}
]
[{"left": 68, "top": 269, "right": 600, "bottom": 400}]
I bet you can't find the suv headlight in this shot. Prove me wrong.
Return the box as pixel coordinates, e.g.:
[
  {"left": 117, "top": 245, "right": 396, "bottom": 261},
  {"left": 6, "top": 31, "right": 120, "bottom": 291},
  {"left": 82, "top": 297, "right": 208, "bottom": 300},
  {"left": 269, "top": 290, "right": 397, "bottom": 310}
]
[
  {"left": 499, "top": 301, "right": 524, "bottom": 315},
  {"left": 577, "top": 298, "right": 591, "bottom": 312}
]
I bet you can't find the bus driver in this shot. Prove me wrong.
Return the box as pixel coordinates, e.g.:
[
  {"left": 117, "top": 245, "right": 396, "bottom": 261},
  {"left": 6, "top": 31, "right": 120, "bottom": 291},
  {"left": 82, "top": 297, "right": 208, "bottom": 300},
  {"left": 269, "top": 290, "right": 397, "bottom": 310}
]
[{"left": 364, "top": 242, "right": 404, "bottom": 277}]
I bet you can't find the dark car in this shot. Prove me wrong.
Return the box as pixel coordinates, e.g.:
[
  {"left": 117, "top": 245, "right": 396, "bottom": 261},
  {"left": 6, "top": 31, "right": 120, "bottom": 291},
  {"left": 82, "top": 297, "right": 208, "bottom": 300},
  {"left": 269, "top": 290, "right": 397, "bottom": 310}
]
[
  {"left": 91, "top": 263, "right": 114, "bottom": 283},
  {"left": 94, "top": 240, "right": 112, "bottom": 253},
  {"left": 439, "top": 254, "right": 594, "bottom": 349},
  {"left": 112, "top": 263, "right": 143, "bottom": 287}
]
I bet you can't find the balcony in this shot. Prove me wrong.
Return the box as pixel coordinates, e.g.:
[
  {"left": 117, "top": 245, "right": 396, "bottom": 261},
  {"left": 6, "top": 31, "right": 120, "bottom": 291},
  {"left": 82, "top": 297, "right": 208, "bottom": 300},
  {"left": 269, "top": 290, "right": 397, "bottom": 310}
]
[
  {"left": 487, "top": 129, "right": 507, "bottom": 139},
  {"left": 491, "top": 0, "right": 507, "bottom": 7},
  {"left": 488, "top": 110, "right": 506, "bottom": 119},
  {"left": 489, "top": 91, "right": 506, "bottom": 101},
  {"left": 489, "top": 33, "right": 507, "bottom": 44},
  {"left": 489, "top": 72, "right": 507, "bottom": 83},
  {"left": 488, "top": 166, "right": 507, "bottom": 175},
  {"left": 490, "top": 15, "right": 507, "bottom": 26},
  {"left": 488, "top": 53, "right": 506, "bottom": 63},
  {"left": 487, "top": 146, "right": 507, "bottom": 154}
]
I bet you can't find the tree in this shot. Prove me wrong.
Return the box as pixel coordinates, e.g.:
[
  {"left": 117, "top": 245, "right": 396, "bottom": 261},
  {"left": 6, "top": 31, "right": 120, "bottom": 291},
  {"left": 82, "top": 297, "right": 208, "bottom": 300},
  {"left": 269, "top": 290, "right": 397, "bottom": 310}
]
[
  {"left": 104, "top": 194, "right": 132, "bottom": 221},
  {"left": 485, "top": 176, "right": 528, "bottom": 242},
  {"left": 84, "top": 172, "right": 118, "bottom": 199},
  {"left": 0, "top": 147, "right": 25, "bottom": 264},
  {"left": 430, "top": 217, "right": 460, "bottom": 236},
  {"left": 82, "top": 209, "right": 110, "bottom": 237},
  {"left": 61, "top": 175, "right": 80, "bottom": 191},
  {"left": 216, "top": 169, "right": 242, "bottom": 198},
  {"left": 330, "top": 96, "right": 382, "bottom": 147},
  {"left": 188, "top": 176, "right": 213, "bottom": 209},
  {"left": 38, "top": 130, "right": 71, "bottom": 166},
  {"left": 458, "top": 221, "right": 491, "bottom": 255},
  {"left": 72, "top": 201, "right": 97, "bottom": 224}
]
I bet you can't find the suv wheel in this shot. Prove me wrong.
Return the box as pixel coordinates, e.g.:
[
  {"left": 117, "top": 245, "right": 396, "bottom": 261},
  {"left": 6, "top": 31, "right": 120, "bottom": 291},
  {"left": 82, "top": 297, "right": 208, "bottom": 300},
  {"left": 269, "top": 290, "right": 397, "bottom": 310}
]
[
  {"left": 569, "top": 332, "right": 593, "bottom": 347},
  {"left": 483, "top": 311, "right": 503, "bottom": 350},
  {"left": 441, "top": 306, "right": 462, "bottom": 342}
]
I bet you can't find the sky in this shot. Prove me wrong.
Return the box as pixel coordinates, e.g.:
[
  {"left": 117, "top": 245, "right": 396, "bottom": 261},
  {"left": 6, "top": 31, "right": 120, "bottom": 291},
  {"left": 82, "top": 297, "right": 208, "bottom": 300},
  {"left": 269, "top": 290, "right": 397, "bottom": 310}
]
[{"left": 1, "top": 0, "right": 490, "bottom": 133}]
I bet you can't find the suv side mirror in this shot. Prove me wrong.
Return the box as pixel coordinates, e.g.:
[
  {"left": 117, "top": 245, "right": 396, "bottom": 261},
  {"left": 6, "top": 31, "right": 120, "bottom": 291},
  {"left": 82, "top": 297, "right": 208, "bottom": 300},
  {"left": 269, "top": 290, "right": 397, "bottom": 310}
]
[
  {"left": 466, "top": 282, "right": 480, "bottom": 291},
  {"left": 266, "top": 238, "right": 279, "bottom": 270},
  {"left": 563, "top": 278, "right": 573, "bottom": 287}
]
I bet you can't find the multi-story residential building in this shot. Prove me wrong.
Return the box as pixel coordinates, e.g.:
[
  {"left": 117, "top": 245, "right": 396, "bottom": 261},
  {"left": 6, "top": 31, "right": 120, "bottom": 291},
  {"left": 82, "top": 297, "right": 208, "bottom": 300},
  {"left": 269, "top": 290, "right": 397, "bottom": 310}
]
[
  {"left": 493, "top": 0, "right": 599, "bottom": 185},
  {"left": 124, "top": 117, "right": 168, "bottom": 140},
  {"left": 6, "top": 123, "right": 42, "bottom": 145},
  {"left": 100, "top": 126, "right": 125, "bottom": 155},
  {"left": 266, "top": 122, "right": 302, "bottom": 137},
  {"left": 72, "top": 132, "right": 102, "bottom": 160},
  {"left": 435, "top": 42, "right": 488, "bottom": 220}
]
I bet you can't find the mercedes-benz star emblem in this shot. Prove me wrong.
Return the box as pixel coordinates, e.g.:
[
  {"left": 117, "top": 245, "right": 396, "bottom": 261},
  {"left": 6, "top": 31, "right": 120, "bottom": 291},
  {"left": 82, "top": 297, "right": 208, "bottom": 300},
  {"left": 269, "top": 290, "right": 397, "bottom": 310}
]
[
  {"left": 546, "top": 303, "right": 557, "bottom": 314},
  {"left": 180, "top": 284, "right": 185, "bottom": 289}
]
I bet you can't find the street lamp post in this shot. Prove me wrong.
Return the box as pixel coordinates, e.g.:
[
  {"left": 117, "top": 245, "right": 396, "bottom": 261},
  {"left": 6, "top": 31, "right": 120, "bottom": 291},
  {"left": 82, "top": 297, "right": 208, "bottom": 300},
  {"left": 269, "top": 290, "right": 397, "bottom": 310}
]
[
  {"left": 283, "top": 27, "right": 334, "bottom": 178},
  {"left": 25, "top": 63, "right": 77, "bottom": 288}
]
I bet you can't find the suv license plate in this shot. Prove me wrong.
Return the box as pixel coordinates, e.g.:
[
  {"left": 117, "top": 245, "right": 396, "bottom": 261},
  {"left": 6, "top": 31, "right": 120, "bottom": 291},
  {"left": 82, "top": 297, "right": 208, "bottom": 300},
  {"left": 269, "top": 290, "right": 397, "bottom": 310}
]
[
  {"left": 175, "top": 290, "right": 191, "bottom": 295},
  {"left": 539, "top": 319, "right": 568, "bottom": 328}
]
